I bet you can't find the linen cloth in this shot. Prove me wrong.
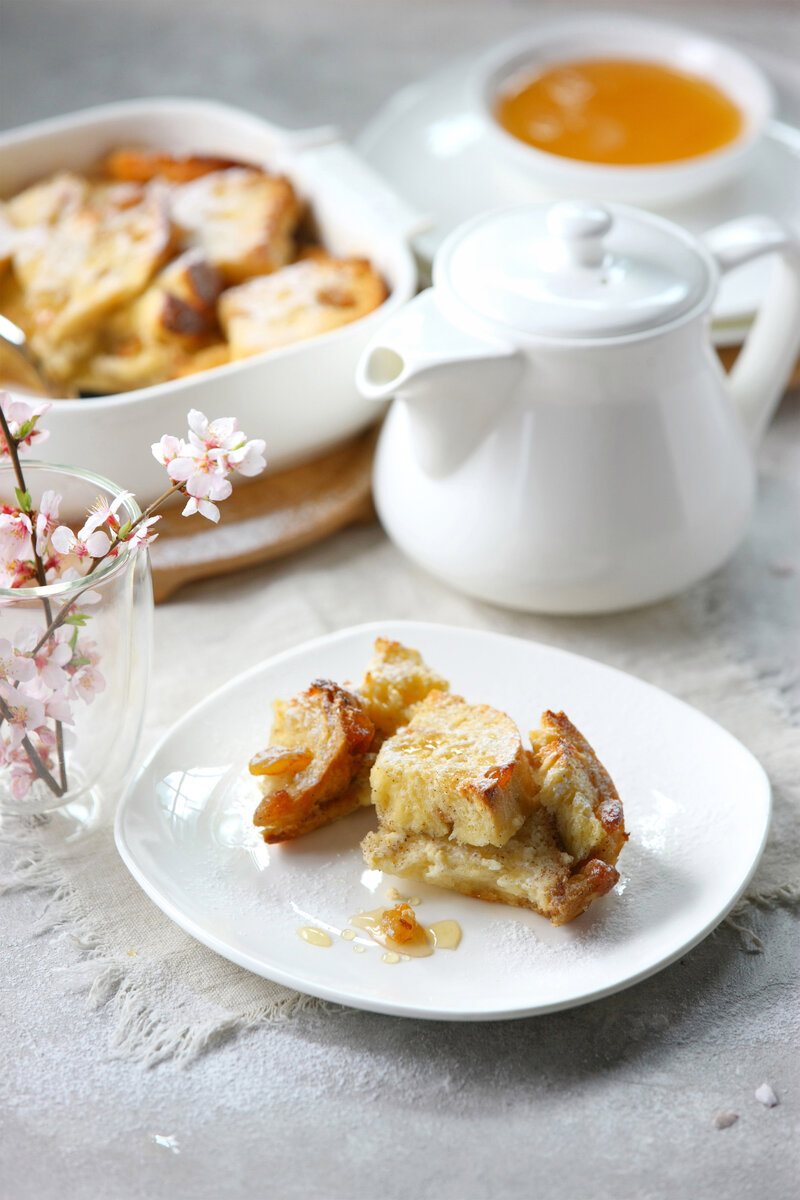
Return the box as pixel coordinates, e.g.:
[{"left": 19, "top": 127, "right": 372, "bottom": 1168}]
[{"left": 4, "top": 490, "right": 799, "bottom": 1064}]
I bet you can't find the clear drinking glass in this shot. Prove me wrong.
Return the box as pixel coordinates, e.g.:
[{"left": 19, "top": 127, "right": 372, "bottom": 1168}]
[{"left": 0, "top": 463, "right": 153, "bottom": 840}]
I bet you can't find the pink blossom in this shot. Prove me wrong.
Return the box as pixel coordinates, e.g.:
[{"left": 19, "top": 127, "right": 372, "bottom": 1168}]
[
  {"left": 5, "top": 742, "right": 39, "bottom": 800},
  {"left": 35, "top": 490, "right": 62, "bottom": 555},
  {"left": 0, "top": 510, "right": 34, "bottom": 569},
  {"left": 125, "top": 515, "right": 161, "bottom": 547},
  {"left": 81, "top": 491, "right": 132, "bottom": 540},
  {"left": 33, "top": 637, "right": 73, "bottom": 692},
  {"left": 181, "top": 495, "right": 222, "bottom": 523},
  {"left": 0, "top": 636, "right": 35, "bottom": 683},
  {"left": 69, "top": 662, "right": 105, "bottom": 704},
  {"left": 0, "top": 680, "right": 46, "bottom": 747},
  {"left": 151, "top": 409, "right": 266, "bottom": 523},
  {"left": 51, "top": 523, "right": 112, "bottom": 560},
  {"left": 0, "top": 392, "right": 52, "bottom": 455},
  {"left": 226, "top": 438, "right": 267, "bottom": 477},
  {"left": 151, "top": 434, "right": 181, "bottom": 467},
  {"left": 44, "top": 690, "right": 74, "bottom": 724}
]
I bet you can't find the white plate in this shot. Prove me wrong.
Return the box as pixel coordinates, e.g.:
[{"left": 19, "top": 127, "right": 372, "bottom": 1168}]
[
  {"left": 357, "top": 63, "right": 800, "bottom": 343},
  {"left": 115, "top": 621, "right": 770, "bottom": 1021}
]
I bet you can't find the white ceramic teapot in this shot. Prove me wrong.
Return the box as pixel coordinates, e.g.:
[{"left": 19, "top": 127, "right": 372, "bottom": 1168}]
[{"left": 356, "top": 200, "right": 800, "bottom": 613}]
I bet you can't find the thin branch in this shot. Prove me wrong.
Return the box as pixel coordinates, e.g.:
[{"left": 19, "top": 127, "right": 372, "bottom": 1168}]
[
  {"left": 30, "top": 480, "right": 185, "bottom": 657},
  {"left": 0, "top": 406, "right": 67, "bottom": 789},
  {"left": 0, "top": 694, "right": 64, "bottom": 797}
]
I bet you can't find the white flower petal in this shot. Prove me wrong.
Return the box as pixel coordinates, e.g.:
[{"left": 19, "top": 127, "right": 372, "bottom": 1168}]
[
  {"left": 84, "top": 530, "right": 111, "bottom": 557},
  {"left": 51, "top": 526, "right": 77, "bottom": 554}
]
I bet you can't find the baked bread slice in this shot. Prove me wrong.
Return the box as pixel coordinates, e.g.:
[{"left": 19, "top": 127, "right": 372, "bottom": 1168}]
[
  {"left": 252, "top": 680, "right": 375, "bottom": 843},
  {"left": 370, "top": 690, "right": 537, "bottom": 847},
  {"left": 357, "top": 638, "right": 449, "bottom": 737},
  {"left": 248, "top": 639, "right": 450, "bottom": 843},
  {"left": 361, "top": 809, "right": 619, "bottom": 926},
  {"left": 530, "top": 710, "right": 627, "bottom": 864},
  {"left": 218, "top": 252, "right": 387, "bottom": 359},
  {"left": 13, "top": 182, "right": 172, "bottom": 347},
  {"left": 3, "top": 171, "right": 88, "bottom": 231},
  {"left": 362, "top": 706, "right": 626, "bottom": 926},
  {"left": 171, "top": 167, "right": 300, "bottom": 284},
  {"left": 125, "top": 249, "right": 223, "bottom": 349}
]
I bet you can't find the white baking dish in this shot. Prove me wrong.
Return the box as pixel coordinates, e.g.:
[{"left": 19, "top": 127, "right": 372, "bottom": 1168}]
[{"left": 0, "top": 98, "right": 422, "bottom": 499}]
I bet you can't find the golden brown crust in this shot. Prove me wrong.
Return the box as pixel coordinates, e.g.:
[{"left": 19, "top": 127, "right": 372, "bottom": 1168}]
[
  {"left": 546, "top": 858, "right": 620, "bottom": 925},
  {"left": 362, "top": 705, "right": 626, "bottom": 926},
  {"left": 171, "top": 168, "right": 301, "bottom": 284},
  {"left": 218, "top": 252, "right": 387, "bottom": 359},
  {"left": 529, "top": 710, "right": 627, "bottom": 864},
  {"left": 370, "top": 690, "right": 537, "bottom": 847},
  {"left": 253, "top": 679, "right": 375, "bottom": 843},
  {"left": 103, "top": 148, "right": 245, "bottom": 185},
  {"left": 357, "top": 637, "right": 449, "bottom": 736}
]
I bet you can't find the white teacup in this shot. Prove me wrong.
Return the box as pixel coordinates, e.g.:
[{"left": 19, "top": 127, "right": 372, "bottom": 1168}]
[{"left": 473, "top": 14, "right": 774, "bottom": 206}]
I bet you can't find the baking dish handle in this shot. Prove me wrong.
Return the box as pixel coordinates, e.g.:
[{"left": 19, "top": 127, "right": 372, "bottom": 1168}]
[{"left": 295, "top": 139, "right": 432, "bottom": 242}]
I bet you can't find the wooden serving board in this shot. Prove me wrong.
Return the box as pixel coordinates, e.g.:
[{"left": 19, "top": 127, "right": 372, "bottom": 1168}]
[{"left": 149, "top": 428, "right": 378, "bottom": 603}]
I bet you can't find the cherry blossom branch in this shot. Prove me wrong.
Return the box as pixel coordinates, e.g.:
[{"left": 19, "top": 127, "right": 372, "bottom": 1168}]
[
  {"left": 0, "top": 405, "right": 52, "bottom": 600},
  {"left": 29, "top": 480, "right": 185, "bottom": 658},
  {"left": 2, "top": 402, "right": 266, "bottom": 805},
  {"left": 0, "top": 693, "right": 64, "bottom": 797},
  {"left": 0, "top": 404, "right": 66, "bottom": 791}
]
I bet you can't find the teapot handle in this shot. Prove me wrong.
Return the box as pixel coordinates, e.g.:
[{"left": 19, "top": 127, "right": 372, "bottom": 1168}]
[{"left": 705, "top": 216, "right": 800, "bottom": 446}]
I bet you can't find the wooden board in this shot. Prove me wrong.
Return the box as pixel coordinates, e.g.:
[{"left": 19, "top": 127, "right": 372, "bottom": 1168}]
[{"left": 149, "top": 428, "right": 378, "bottom": 603}]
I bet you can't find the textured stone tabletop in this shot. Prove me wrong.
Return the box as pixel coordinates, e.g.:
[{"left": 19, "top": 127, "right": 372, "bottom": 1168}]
[{"left": 1, "top": 3, "right": 799, "bottom": 1199}]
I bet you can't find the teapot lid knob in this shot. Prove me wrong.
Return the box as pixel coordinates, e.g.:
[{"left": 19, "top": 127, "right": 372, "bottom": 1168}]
[{"left": 546, "top": 201, "right": 613, "bottom": 268}]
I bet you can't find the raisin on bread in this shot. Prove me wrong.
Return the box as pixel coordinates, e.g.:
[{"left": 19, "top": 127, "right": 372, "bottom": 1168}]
[{"left": 252, "top": 680, "right": 375, "bottom": 844}]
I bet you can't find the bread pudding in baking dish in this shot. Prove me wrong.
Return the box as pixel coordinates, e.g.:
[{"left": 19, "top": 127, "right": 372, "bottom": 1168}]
[
  {"left": 250, "top": 638, "right": 627, "bottom": 926},
  {"left": 0, "top": 148, "right": 387, "bottom": 395}
]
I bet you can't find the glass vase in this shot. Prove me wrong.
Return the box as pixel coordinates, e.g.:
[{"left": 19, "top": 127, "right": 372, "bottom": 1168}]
[{"left": 0, "top": 462, "right": 153, "bottom": 841}]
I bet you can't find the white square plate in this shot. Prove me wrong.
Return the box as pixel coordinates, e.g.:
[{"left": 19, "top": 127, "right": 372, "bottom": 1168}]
[{"left": 115, "top": 621, "right": 770, "bottom": 1020}]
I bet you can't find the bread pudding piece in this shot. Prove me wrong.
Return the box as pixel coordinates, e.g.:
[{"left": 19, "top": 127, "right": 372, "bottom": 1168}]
[
  {"left": 252, "top": 680, "right": 375, "bottom": 843},
  {"left": 171, "top": 167, "right": 300, "bottom": 284},
  {"left": 218, "top": 252, "right": 387, "bottom": 359},
  {"left": 370, "top": 691, "right": 537, "bottom": 848},
  {"left": 250, "top": 639, "right": 449, "bottom": 843},
  {"left": 129, "top": 248, "right": 223, "bottom": 349},
  {"left": 3, "top": 171, "right": 89, "bottom": 231},
  {"left": 12, "top": 181, "right": 172, "bottom": 371},
  {"left": 362, "top": 706, "right": 626, "bottom": 926},
  {"left": 530, "top": 710, "right": 627, "bottom": 865},
  {"left": 361, "top": 809, "right": 619, "bottom": 927},
  {"left": 357, "top": 638, "right": 450, "bottom": 737},
  {"left": 72, "top": 249, "right": 224, "bottom": 393}
]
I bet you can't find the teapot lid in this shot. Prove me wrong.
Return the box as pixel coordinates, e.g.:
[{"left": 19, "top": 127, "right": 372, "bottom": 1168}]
[{"left": 435, "top": 200, "right": 712, "bottom": 339}]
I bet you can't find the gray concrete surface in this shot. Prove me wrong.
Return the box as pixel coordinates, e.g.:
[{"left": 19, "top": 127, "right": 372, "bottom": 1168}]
[{"left": 1, "top": 3, "right": 799, "bottom": 1198}]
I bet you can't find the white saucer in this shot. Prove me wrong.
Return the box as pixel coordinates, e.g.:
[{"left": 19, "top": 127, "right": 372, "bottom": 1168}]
[
  {"left": 357, "top": 63, "right": 800, "bottom": 345},
  {"left": 115, "top": 621, "right": 770, "bottom": 1021}
]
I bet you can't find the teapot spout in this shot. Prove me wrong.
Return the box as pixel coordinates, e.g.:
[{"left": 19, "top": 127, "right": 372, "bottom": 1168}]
[{"left": 356, "top": 289, "right": 521, "bottom": 477}]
